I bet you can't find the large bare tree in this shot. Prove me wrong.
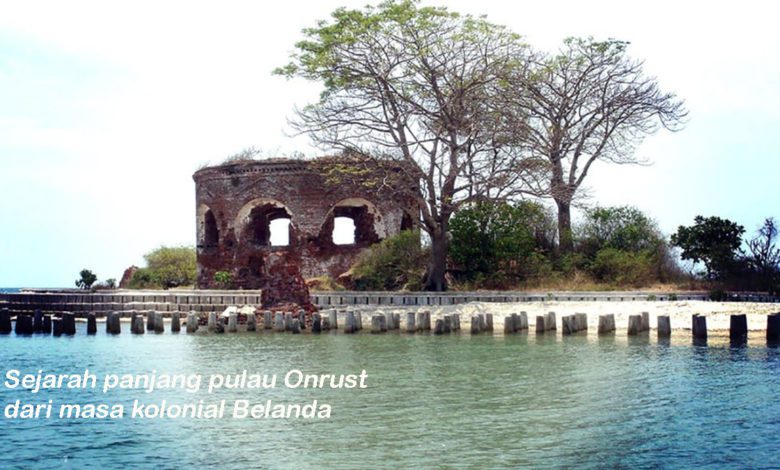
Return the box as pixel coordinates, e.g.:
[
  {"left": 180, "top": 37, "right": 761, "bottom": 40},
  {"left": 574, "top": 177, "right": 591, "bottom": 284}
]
[
  {"left": 510, "top": 38, "right": 687, "bottom": 253},
  {"left": 276, "top": 1, "right": 543, "bottom": 290}
]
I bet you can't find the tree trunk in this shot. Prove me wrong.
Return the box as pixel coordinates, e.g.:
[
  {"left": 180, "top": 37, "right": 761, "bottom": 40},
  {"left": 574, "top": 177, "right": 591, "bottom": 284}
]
[
  {"left": 424, "top": 229, "right": 448, "bottom": 291},
  {"left": 556, "top": 198, "right": 574, "bottom": 254}
]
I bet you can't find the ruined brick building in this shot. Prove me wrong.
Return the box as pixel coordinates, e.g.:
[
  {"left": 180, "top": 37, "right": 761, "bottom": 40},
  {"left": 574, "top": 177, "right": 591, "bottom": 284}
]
[{"left": 193, "top": 156, "right": 418, "bottom": 306}]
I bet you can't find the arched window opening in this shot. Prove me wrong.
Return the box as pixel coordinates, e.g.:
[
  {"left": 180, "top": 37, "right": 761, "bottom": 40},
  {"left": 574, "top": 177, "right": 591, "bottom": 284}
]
[
  {"left": 248, "top": 205, "right": 293, "bottom": 247},
  {"left": 269, "top": 217, "right": 292, "bottom": 246},
  {"left": 204, "top": 210, "right": 219, "bottom": 247},
  {"left": 331, "top": 205, "right": 379, "bottom": 245},
  {"left": 333, "top": 216, "right": 356, "bottom": 245}
]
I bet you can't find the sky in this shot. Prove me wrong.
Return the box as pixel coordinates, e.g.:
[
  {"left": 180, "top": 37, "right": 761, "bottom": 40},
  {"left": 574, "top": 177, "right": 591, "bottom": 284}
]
[{"left": 1, "top": 0, "right": 778, "bottom": 287}]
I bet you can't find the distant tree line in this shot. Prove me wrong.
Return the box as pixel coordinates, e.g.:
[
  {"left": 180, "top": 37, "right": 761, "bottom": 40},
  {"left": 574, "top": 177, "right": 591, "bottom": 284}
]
[{"left": 346, "top": 204, "right": 780, "bottom": 294}]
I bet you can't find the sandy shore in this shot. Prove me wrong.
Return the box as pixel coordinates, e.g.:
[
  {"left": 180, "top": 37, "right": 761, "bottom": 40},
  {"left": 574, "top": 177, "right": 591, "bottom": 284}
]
[{"left": 361, "top": 300, "right": 780, "bottom": 332}]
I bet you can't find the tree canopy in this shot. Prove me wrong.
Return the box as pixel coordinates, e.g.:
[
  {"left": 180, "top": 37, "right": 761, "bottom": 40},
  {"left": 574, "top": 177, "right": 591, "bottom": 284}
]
[
  {"left": 275, "top": 0, "right": 544, "bottom": 290},
  {"left": 671, "top": 216, "right": 745, "bottom": 280},
  {"left": 509, "top": 37, "right": 687, "bottom": 252}
]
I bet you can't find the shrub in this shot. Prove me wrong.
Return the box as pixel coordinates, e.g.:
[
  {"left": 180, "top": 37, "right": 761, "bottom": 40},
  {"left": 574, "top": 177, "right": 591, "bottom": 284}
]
[
  {"left": 127, "top": 246, "right": 196, "bottom": 289},
  {"left": 589, "top": 248, "right": 654, "bottom": 287},
  {"left": 214, "top": 271, "right": 233, "bottom": 289},
  {"left": 449, "top": 200, "right": 555, "bottom": 285},
  {"left": 350, "top": 230, "right": 428, "bottom": 291}
]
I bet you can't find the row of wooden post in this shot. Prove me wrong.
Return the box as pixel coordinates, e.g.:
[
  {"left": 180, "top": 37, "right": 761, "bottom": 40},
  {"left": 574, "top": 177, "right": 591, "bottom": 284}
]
[{"left": 4, "top": 307, "right": 780, "bottom": 342}]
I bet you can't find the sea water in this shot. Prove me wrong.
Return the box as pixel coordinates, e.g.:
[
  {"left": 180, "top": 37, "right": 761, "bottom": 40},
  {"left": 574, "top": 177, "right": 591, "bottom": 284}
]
[{"left": 1, "top": 325, "right": 779, "bottom": 469}]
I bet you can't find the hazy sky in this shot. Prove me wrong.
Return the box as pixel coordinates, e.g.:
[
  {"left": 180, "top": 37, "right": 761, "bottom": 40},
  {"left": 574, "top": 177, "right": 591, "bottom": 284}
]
[{"left": 1, "top": 0, "right": 778, "bottom": 287}]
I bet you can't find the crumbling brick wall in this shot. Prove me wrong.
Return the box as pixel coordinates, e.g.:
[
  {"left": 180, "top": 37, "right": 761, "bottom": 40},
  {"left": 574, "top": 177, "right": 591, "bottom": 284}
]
[{"left": 193, "top": 156, "right": 418, "bottom": 307}]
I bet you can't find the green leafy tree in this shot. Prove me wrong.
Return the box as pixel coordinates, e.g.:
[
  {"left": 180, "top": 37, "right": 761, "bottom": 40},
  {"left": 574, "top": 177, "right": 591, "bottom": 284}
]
[
  {"left": 351, "top": 230, "right": 428, "bottom": 291},
  {"left": 671, "top": 216, "right": 745, "bottom": 280},
  {"left": 275, "top": 0, "right": 544, "bottom": 291},
  {"left": 128, "top": 246, "right": 196, "bottom": 289},
  {"left": 75, "top": 269, "right": 97, "bottom": 290},
  {"left": 578, "top": 206, "right": 664, "bottom": 256},
  {"left": 449, "top": 200, "right": 553, "bottom": 285}
]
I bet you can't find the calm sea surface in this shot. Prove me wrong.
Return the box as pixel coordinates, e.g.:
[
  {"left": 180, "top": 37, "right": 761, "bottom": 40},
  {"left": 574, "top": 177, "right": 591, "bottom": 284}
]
[{"left": 1, "top": 326, "right": 779, "bottom": 469}]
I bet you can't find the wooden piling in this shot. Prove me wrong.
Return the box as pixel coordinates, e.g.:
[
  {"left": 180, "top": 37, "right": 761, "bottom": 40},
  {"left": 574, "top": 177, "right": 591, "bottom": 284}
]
[
  {"left": 297, "top": 309, "right": 307, "bottom": 330},
  {"left": 291, "top": 319, "right": 301, "bottom": 334},
  {"left": 576, "top": 313, "right": 587, "bottom": 331},
  {"left": 147, "top": 311, "right": 155, "bottom": 331},
  {"left": 519, "top": 312, "right": 528, "bottom": 330},
  {"left": 641, "top": 311, "right": 650, "bottom": 332},
  {"left": 443, "top": 315, "right": 452, "bottom": 333},
  {"left": 0, "top": 308, "right": 11, "bottom": 334},
  {"left": 321, "top": 317, "right": 331, "bottom": 331},
  {"left": 657, "top": 315, "right": 671, "bottom": 337},
  {"left": 692, "top": 314, "right": 707, "bottom": 340},
  {"left": 627, "top": 315, "right": 642, "bottom": 336},
  {"left": 451, "top": 314, "right": 460, "bottom": 331},
  {"left": 227, "top": 313, "right": 238, "bottom": 333},
  {"left": 186, "top": 312, "right": 198, "bottom": 333},
  {"left": 154, "top": 312, "right": 164, "bottom": 334},
  {"left": 329, "top": 309, "right": 338, "bottom": 330},
  {"left": 485, "top": 314, "right": 494, "bottom": 332},
  {"left": 62, "top": 312, "right": 76, "bottom": 335},
  {"left": 171, "top": 312, "right": 181, "bottom": 333},
  {"left": 312, "top": 313, "right": 322, "bottom": 333},
  {"left": 132, "top": 315, "right": 145, "bottom": 334},
  {"left": 246, "top": 312, "right": 256, "bottom": 332},
  {"left": 87, "top": 314, "right": 97, "bottom": 335},
  {"left": 371, "top": 315, "right": 383, "bottom": 334},
  {"left": 598, "top": 315, "right": 613, "bottom": 334},
  {"left": 107, "top": 312, "right": 121, "bottom": 335},
  {"left": 208, "top": 312, "right": 218, "bottom": 332},
  {"left": 42, "top": 315, "right": 52, "bottom": 334},
  {"left": 274, "top": 312, "right": 285, "bottom": 332},
  {"left": 264, "top": 310, "right": 273, "bottom": 330},
  {"left": 33, "top": 309, "right": 43, "bottom": 333},
  {"left": 545, "top": 312, "right": 556, "bottom": 331},
  {"left": 504, "top": 316, "right": 514, "bottom": 334},
  {"left": 470, "top": 316, "right": 480, "bottom": 334},
  {"left": 284, "top": 312, "right": 293, "bottom": 331},
  {"left": 132, "top": 313, "right": 144, "bottom": 335},
  {"left": 433, "top": 318, "right": 445, "bottom": 335},
  {"left": 536, "top": 316, "right": 545, "bottom": 333},
  {"left": 562, "top": 315, "right": 574, "bottom": 335},
  {"left": 406, "top": 312, "right": 416, "bottom": 333},
  {"left": 729, "top": 314, "right": 748, "bottom": 340},
  {"left": 768, "top": 313, "right": 780, "bottom": 341},
  {"left": 52, "top": 318, "right": 63, "bottom": 336},
  {"left": 15, "top": 315, "right": 33, "bottom": 335},
  {"left": 345, "top": 312, "right": 356, "bottom": 334}
]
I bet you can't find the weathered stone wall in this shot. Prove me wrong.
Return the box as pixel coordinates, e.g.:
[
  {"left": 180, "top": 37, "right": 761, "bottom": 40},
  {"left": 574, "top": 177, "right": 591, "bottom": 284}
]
[{"left": 193, "top": 157, "right": 418, "bottom": 306}]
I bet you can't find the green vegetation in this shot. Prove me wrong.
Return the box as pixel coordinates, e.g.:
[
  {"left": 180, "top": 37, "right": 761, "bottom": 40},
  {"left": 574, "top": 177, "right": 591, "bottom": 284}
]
[
  {"left": 213, "top": 271, "right": 233, "bottom": 289},
  {"left": 339, "top": 203, "right": 690, "bottom": 291},
  {"left": 448, "top": 201, "right": 554, "bottom": 288},
  {"left": 127, "top": 246, "right": 196, "bottom": 289},
  {"left": 75, "top": 269, "right": 97, "bottom": 290},
  {"left": 350, "top": 230, "right": 428, "bottom": 291},
  {"left": 671, "top": 215, "right": 745, "bottom": 280}
]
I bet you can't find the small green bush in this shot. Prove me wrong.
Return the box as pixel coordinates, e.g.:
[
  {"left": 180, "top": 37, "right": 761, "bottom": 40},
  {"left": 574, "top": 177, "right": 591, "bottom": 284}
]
[
  {"left": 351, "top": 230, "right": 428, "bottom": 291},
  {"left": 127, "top": 246, "right": 196, "bottom": 289},
  {"left": 214, "top": 271, "right": 233, "bottom": 289},
  {"left": 589, "top": 248, "right": 654, "bottom": 287}
]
